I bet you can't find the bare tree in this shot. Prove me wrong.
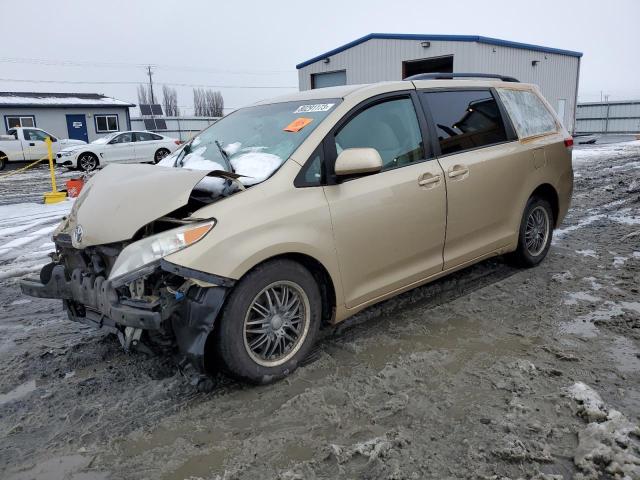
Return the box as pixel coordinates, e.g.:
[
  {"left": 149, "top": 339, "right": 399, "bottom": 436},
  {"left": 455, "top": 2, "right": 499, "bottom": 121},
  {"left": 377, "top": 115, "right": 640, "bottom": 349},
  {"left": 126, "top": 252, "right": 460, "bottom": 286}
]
[
  {"left": 162, "top": 85, "right": 179, "bottom": 117},
  {"left": 137, "top": 84, "right": 150, "bottom": 106},
  {"left": 193, "top": 88, "right": 224, "bottom": 117}
]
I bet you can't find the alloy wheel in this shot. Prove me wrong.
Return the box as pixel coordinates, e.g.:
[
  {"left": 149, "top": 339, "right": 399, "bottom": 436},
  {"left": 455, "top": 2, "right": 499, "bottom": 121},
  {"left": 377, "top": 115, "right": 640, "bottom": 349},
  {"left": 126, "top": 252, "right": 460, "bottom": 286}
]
[
  {"left": 525, "top": 205, "right": 550, "bottom": 256},
  {"left": 243, "top": 280, "right": 311, "bottom": 367}
]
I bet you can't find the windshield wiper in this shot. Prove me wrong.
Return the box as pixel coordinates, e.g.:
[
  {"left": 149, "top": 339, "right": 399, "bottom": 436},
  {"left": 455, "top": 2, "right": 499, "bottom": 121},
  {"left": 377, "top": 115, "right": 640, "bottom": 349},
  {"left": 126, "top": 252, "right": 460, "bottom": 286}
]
[{"left": 215, "top": 140, "right": 233, "bottom": 172}]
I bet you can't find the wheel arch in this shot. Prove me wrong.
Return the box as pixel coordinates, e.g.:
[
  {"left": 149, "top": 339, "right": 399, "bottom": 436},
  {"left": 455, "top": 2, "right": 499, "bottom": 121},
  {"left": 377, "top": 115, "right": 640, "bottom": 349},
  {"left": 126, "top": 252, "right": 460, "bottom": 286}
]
[
  {"left": 238, "top": 252, "right": 337, "bottom": 326},
  {"left": 530, "top": 183, "right": 559, "bottom": 226}
]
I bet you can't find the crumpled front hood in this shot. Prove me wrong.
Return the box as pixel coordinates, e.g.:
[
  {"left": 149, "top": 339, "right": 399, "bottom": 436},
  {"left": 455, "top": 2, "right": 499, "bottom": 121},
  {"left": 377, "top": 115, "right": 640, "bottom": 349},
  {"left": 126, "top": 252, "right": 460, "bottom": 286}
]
[
  {"left": 59, "top": 144, "right": 86, "bottom": 154},
  {"left": 67, "top": 164, "right": 213, "bottom": 247}
]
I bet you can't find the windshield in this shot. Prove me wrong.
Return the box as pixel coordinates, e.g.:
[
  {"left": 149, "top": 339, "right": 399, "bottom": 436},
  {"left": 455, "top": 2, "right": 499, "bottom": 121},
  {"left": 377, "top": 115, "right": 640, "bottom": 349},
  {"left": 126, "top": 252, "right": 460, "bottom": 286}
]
[
  {"left": 159, "top": 99, "right": 339, "bottom": 191},
  {"left": 92, "top": 132, "right": 118, "bottom": 144}
]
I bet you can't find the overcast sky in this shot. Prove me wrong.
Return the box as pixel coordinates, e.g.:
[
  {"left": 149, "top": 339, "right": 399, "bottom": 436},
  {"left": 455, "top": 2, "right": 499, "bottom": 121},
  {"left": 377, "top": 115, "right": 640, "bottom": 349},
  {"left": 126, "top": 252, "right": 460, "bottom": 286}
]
[{"left": 2, "top": 0, "right": 638, "bottom": 114}]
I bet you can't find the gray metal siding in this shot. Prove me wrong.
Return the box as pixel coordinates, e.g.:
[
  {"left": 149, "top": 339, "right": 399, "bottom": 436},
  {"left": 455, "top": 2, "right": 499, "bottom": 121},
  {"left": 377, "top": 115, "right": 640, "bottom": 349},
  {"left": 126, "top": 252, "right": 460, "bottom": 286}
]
[
  {"left": 130, "top": 116, "right": 219, "bottom": 142},
  {"left": 298, "top": 38, "right": 579, "bottom": 131},
  {"left": 0, "top": 106, "right": 131, "bottom": 142},
  {"left": 576, "top": 101, "right": 640, "bottom": 134}
]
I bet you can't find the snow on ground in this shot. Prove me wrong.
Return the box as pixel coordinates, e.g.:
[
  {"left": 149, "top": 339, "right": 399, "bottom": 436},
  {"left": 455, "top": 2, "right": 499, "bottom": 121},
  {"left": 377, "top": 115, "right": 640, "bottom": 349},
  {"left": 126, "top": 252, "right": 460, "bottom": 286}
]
[
  {"left": 572, "top": 139, "right": 640, "bottom": 164},
  {"left": 0, "top": 200, "right": 72, "bottom": 281}
]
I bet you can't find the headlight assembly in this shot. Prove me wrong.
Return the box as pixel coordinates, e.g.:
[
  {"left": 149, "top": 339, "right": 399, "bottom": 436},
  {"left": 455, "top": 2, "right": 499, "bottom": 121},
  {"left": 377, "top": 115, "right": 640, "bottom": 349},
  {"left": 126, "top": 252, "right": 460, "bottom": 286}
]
[{"left": 108, "top": 220, "right": 215, "bottom": 281}]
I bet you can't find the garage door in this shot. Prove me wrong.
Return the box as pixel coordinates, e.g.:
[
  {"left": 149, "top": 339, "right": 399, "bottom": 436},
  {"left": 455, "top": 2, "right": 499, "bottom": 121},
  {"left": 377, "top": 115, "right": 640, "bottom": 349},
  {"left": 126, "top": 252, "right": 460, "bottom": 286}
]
[{"left": 311, "top": 70, "right": 347, "bottom": 89}]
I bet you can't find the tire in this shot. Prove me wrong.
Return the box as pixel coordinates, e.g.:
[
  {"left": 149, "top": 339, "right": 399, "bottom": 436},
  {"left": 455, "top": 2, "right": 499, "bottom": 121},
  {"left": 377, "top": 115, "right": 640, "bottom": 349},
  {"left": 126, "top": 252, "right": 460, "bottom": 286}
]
[
  {"left": 214, "top": 259, "right": 321, "bottom": 384},
  {"left": 0, "top": 152, "right": 6, "bottom": 171},
  {"left": 510, "top": 196, "right": 554, "bottom": 267},
  {"left": 78, "top": 153, "right": 99, "bottom": 172},
  {"left": 154, "top": 148, "right": 170, "bottom": 164}
]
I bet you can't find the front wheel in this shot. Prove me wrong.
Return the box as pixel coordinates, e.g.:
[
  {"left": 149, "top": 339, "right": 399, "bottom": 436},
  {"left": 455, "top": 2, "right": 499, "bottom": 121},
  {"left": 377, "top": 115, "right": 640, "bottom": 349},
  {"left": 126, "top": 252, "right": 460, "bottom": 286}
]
[
  {"left": 0, "top": 152, "right": 6, "bottom": 171},
  {"left": 154, "top": 148, "right": 170, "bottom": 164},
  {"left": 214, "top": 260, "right": 321, "bottom": 384},
  {"left": 78, "top": 153, "right": 98, "bottom": 172},
  {"left": 510, "top": 196, "right": 554, "bottom": 267}
]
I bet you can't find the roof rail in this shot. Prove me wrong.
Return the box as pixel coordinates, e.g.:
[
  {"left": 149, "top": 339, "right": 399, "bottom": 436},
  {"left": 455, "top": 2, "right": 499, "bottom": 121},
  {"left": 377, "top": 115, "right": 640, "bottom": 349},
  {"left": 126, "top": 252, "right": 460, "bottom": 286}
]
[{"left": 405, "top": 72, "right": 520, "bottom": 82}]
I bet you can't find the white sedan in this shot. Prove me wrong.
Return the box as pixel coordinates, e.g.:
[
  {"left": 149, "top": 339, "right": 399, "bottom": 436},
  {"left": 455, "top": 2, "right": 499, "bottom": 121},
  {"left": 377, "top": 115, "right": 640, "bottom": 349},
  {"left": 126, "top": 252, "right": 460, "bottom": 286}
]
[{"left": 56, "top": 131, "right": 181, "bottom": 171}]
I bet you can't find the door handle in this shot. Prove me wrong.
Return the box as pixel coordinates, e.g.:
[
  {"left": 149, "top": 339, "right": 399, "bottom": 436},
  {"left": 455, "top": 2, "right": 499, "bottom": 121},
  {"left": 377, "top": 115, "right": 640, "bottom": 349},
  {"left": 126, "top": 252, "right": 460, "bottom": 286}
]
[
  {"left": 418, "top": 174, "right": 441, "bottom": 186},
  {"left": 448, "top": 166, "right": 469, "bottom": 178},
  {"left": 29, "top": 142, "right": 35, "bottom": 146}
]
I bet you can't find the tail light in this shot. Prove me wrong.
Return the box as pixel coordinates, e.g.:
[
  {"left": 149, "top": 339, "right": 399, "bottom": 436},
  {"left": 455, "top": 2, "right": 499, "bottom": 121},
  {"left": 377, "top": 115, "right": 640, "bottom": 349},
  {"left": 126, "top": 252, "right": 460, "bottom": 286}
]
[
  {"left": 174, "top": 140, "right": 182, "bottom": 145},
  {"left": 564, "top": 137, "right": 574, "bottom": 147}
]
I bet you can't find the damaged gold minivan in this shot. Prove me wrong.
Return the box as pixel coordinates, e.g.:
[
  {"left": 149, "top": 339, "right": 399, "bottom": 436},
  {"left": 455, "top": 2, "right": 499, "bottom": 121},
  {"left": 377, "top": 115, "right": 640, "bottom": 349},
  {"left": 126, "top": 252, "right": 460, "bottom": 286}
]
[{"left": 21, "top": 74, "right": 573, "bottom": 384}]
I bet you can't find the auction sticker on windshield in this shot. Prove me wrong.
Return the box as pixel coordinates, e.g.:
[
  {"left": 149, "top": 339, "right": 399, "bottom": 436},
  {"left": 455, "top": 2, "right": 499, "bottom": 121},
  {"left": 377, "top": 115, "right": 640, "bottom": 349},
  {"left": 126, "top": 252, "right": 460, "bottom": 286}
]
[
  {"left": 284, "top": 117, "right": 313, "bottom": 132},
  {"left": 293, "top": 103, "right": 335, "bottom": 114}
]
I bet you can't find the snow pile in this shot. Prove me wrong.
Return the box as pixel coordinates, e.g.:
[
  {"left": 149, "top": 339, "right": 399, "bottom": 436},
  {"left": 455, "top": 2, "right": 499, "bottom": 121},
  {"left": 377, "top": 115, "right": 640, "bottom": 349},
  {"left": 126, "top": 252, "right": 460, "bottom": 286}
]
[
  {"left": 0, "top": 200, "right": 72, "bottom": 282},
  {"left": 230, "top": 150, "right": 283, "bottom": 186},
  {"left": 566, "top": 382, "right": 640, "bottom": 479}
]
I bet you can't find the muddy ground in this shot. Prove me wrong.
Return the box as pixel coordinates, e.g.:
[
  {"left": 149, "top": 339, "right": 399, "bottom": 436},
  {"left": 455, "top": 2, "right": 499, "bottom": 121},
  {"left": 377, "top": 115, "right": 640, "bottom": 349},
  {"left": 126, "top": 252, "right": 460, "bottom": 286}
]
[{"left": 1, "top": 143, "right": 639, "bottom": 480}]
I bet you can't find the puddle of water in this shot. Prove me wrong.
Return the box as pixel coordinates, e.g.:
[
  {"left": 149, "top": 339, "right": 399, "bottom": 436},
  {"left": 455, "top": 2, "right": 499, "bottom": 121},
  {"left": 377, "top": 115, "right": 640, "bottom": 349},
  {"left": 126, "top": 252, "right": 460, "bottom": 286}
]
[
  {"left": 608, "top": 336, "right": 640, "bottom": 373},
  {"left": 564, "top": 291, "right": 601, "bottom": 306},
  {"left": 560, "top": 301, "right": 639, "bottom": 338},
  {"left": 163, "top": 450, "right": 227, "bottom": 480},
  {"left": 0, "top": 379, "right": 36, "bottom": 406},
  {"left": 5, "top": 455, "right": 109, "bottom": 480}
]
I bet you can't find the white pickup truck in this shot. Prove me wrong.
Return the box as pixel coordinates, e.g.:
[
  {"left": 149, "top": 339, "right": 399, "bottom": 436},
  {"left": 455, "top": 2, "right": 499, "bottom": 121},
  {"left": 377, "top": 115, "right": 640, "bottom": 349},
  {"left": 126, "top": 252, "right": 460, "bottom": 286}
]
[{"left": 0, "top": 127, "right": 86, "bottom": 170}]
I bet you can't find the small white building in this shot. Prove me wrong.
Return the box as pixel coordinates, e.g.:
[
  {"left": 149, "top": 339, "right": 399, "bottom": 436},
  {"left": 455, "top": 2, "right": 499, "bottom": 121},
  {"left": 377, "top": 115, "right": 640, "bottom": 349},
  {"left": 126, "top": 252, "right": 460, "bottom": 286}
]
[
  {"left": 0, "top": 92, "right": 135, "bottom": 142},
  {"left": 296, "top": 34, "right": 582, "bottom": 131}
]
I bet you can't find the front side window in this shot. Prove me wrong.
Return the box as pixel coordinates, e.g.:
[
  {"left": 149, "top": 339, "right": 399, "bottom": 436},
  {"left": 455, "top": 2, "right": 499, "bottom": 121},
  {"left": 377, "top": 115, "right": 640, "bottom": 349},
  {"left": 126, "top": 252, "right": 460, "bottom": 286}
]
[
  {"left": 110, "top": 133, "right": 133, "bottom": 144},
  {"left": 422, "top": 90, "right": 509, "bottom": 155},
  {"left": 334, "top": 97, "right": 425, "bottom": 171},
  {"left": 95, "top": 114, "right": 119, "bottom": 133},
  {"left": 23, "top": 129, "right": 50, "bottom": 142},
  {"left": 6, "top": 115, "right": 35, "bottom": 129},
  {"left": 496, "top": 88, "right": 558, "bottom": 139}
]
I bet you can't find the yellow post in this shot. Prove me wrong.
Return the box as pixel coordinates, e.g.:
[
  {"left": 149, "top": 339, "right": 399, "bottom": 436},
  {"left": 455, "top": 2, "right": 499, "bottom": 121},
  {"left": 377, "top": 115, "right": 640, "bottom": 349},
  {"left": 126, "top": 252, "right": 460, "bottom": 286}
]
[{"left": 43, "top": 137, "right": 66, "bottom": 204}]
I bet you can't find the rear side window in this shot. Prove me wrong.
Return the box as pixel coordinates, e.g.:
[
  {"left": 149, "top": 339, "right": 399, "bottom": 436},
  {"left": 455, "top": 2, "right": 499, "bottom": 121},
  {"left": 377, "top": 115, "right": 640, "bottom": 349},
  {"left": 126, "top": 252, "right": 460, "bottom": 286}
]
[
  {"left": 496, "top": 88, "right": 558, "bottom": 139},
  {"left": 422, "top": 90, "right": 509, "bottom": 155}
]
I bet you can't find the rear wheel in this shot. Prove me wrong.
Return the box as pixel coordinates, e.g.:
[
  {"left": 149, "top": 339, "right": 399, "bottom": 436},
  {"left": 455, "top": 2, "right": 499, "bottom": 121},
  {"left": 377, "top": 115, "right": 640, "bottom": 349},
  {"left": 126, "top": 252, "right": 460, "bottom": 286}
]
[
  {"left": 214, "top": 260, "right": 321, "bottom": 384},
  {"left": 154, "top": 148, "right": 170, "bottom": 164},
  {"left": 510, "top": 196, "right": 554, "bottom": 267},
  {"left": 78, "top": 153, "right": 98, "bottom": 172}
]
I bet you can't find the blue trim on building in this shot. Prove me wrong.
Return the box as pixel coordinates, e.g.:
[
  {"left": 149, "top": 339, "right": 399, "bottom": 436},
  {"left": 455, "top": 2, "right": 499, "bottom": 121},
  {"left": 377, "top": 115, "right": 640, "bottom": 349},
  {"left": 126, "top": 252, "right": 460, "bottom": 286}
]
[
  {"left": 296, "top": 33, "right": 583, "bottom": 69},
  {"left": 4, "top": 114, "right": 36, "bottom": 132}
]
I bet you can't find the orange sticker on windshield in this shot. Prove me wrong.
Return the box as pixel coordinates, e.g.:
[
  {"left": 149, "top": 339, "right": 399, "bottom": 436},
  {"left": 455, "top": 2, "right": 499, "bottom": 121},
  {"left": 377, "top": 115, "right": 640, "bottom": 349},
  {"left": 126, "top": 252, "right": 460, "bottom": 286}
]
[{"left": 284, "top": 117, "right": 313, "bottom": 132}]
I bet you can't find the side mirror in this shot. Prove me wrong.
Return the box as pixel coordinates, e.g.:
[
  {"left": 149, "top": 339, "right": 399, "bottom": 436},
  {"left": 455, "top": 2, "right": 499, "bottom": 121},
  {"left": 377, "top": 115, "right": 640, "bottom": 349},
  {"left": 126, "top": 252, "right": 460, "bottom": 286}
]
[{"left": 334, "top": 148, "right": 383, "bottom": 176}]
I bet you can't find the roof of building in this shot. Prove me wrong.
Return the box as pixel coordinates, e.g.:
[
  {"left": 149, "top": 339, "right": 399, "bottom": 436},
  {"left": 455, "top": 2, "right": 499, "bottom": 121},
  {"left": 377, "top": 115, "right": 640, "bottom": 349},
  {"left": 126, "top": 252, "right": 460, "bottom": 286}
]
[
  {"left": 0, "top": 92, "right": 135, "bottom": 107},
  {"left": 296, "top": 33, "right": 583, "bottom": 69}
]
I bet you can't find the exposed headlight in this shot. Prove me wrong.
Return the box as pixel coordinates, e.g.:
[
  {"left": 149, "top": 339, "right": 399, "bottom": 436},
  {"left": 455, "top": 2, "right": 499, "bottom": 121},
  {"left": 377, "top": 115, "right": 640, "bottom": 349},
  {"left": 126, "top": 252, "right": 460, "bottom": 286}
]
[
  {"left": 60, "top": 151, "right": 76, "bottom": 157},
  {"left": 108, "top": 220, "right": 215, "bottom": 281}
]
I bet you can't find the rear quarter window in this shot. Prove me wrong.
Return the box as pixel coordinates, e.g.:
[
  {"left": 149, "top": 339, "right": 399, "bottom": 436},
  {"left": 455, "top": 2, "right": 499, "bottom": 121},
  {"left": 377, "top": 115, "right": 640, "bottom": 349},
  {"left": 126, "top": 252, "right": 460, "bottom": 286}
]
[{"left": 497, "top": 88, "right": 558, "bottom": 139}]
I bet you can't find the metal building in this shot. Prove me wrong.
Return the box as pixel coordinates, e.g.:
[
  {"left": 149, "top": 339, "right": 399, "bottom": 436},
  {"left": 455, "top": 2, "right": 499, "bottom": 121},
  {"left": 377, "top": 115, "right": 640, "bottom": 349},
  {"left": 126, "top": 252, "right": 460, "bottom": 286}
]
[
  {"left": 576, "top": 101, "right": 640, "bottom": 134},
  {"left": 297, "top": 33, "right": 582, "bottom": 131},
  {"left": 0, "top": 92, "right": 134, "bottom": 143}
]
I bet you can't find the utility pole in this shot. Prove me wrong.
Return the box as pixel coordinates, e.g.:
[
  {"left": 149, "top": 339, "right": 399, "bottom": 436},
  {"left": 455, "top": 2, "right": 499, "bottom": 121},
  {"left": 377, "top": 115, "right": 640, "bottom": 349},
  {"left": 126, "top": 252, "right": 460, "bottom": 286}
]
[{"left": 146, "top": 65, "right": 155, "bottom": 104}]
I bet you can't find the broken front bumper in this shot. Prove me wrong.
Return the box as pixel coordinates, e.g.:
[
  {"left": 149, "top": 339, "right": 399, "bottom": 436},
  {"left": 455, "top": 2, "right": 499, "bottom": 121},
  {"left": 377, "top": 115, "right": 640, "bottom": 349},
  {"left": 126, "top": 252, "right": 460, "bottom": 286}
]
[{"left": 20, "top": 261, "right": 234, "bottom": 372}]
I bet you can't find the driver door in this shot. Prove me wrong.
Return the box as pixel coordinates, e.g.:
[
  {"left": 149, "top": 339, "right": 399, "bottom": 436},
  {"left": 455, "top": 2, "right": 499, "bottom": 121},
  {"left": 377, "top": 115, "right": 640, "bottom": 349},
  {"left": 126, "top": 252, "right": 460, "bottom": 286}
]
[
  {"left": 322, "top": 93, "right": 447, "bottom": 309},
  {"left": 23, "top": 129, "right": 54, "bottom": 160},
  {"left": 102, "top": 132, "right": 136, "bottom": 163}
]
